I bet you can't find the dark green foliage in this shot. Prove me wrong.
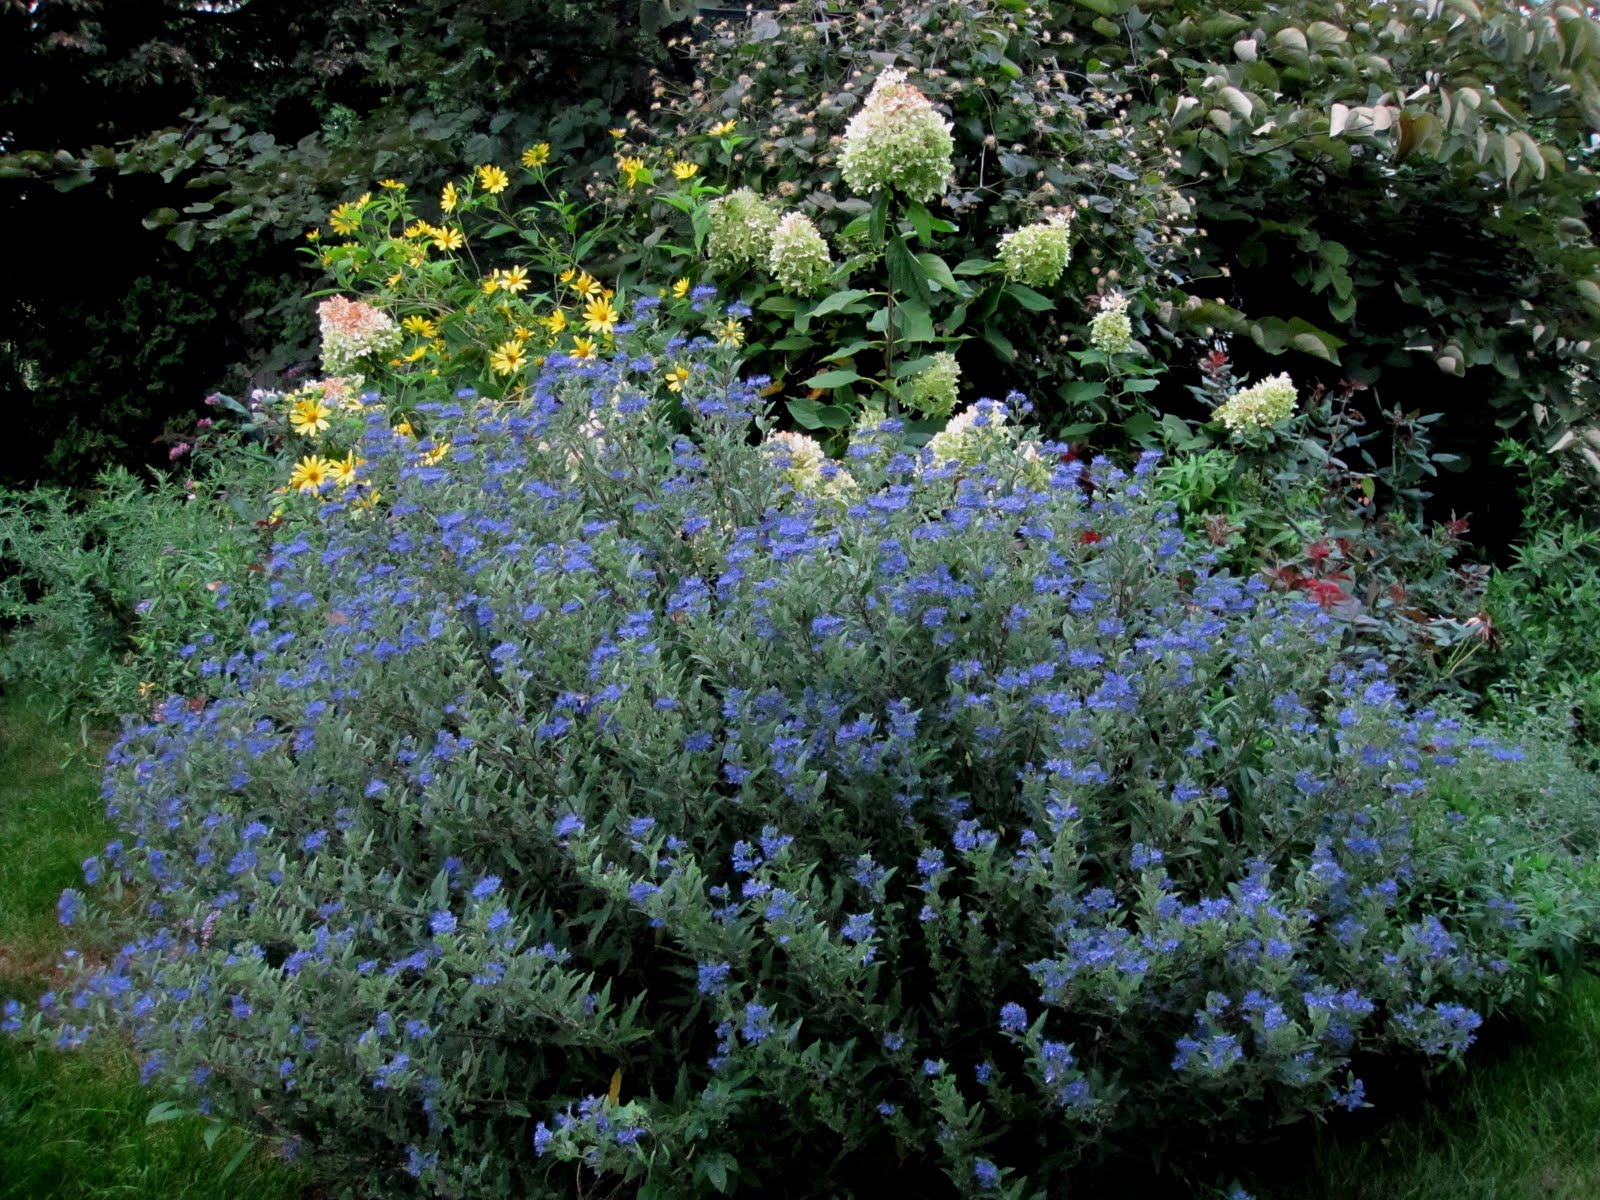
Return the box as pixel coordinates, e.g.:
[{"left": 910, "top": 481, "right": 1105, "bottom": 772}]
[
  {"left": 0, "top": 0, "right": 689, "bottom": 486},
  {"left": 0, "top": 462, "right": 277, "bottom": 723},
  {"left": 1474, "top": 442, "right": 1600, "bottom": 758}
]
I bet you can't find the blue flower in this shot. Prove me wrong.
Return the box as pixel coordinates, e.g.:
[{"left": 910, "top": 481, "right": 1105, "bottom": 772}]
[{"left": 840, "top": 913, "right": 876, "bottom": 944}]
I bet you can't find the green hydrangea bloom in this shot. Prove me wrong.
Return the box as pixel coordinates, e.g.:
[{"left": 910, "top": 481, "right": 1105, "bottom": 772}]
[
  {"left": 837, "top": 69, "right": 955, "bottom": 203},
  {"left": 902, "top": 351, "right": 961, "bottom": 418},
  {"left": 1088, "top": 292, "right": 1135, "bottom": 355},
  {"left": 998, "top": 212, "right": 1073, "bottom": 288},
  {"left": 1213, "top": 373, "right": 1297, "bottom": 435},
  {"left": 767, "top": 212, "right": 832, "bottom": 297},
  {"left": 707, "top": 188, "right": 780, "bottom": 274}
]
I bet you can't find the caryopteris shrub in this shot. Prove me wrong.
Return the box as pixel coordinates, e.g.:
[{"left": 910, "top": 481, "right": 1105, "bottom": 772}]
[{"left": 13, "top": 312, "right": 1597, "bottom": 1197}]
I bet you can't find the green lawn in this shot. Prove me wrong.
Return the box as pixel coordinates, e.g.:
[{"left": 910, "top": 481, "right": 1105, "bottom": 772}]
[
  {"left": 0, "top": 690, "right": 309, "bottom": 1200},
  {"left": 1251, "top": 973, "right": 1600, "bottom": 1200}
]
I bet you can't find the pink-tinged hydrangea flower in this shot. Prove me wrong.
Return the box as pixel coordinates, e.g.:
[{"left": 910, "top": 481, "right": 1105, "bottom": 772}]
[
  {"left": 767, "top": 212, "right": 832, "bottom": 297},
  {"left": 998, "top": 211, "right": 1074, "bottom": 288},
  {"left": 706, "top": 188, "right": 780, "bottom": 274},
  {"left": 838, "top": 69, "right": 955, "bottom": 203},
  {"left": 317, "top": 297, "right": 401, "bottom": 375},
  {"left": 1213, "top": 372, "right": 1297, "bottom": 435}
]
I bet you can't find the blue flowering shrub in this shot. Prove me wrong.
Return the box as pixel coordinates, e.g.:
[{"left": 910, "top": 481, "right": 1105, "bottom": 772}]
[{"left": 13, "top": 315, "right": 1599, "bottom": 1197}]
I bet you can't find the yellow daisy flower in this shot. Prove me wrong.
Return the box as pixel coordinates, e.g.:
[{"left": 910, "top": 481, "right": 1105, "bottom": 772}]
[
  {"left": 393, "top": 419, "right": 416, "bottom": 438},
  {"left": 498, "top": 265, "right": 530, "bottom": 294},
  {"left": 569, "top": 336, "right": 598, "bottom": 360},
  {"left": 558, "top": 266, "right": 577, "bottom": 284},
  {"left": 305, "top": 229, "right": 320, "bottom": 242},
  {"left": 574, "top": 272, "right": 604, "bottom": 298},
  {"left": 419, "top": 441, "right": 452, "bottom": 467},
  {"left": 378, "top": 178, "right": 406, "bottom": 190},
  {"left": 477, "top": 164, "right": 510, "bottom": 194},
  {"left": 522, "top": 143, "right": 551, "bottom": 168},
  {"left": 490, "top": 340, "right": 529, "bottom": 376},
  {"left": 714, "top": 317, "right": 745, "bottom": 348},
  {"left": 610, "top": 127, "right": 627, "bottom": 139},
  {"left": 482, "top": 271, "right": 502, "bottom": 295},
  {"left": 709, "top": 119, "right": 737, "bottom": 136},
  {"left": 544, "top": 309, "right": 568, "bottom": 335},
  {"left": 582, "top": 296, "right": 620, "bottom": 336},
  {"left": 671, "top": 277, "right": 691, "bottom": 299},
  {"left": 402, "top": 221, "right": 431, "bottom": 239},
  {"left": 288, "top": 396, "right": 332, "bottom": 436},
  {"left": 328, "top": 202, "right": 361, "bottom": 235},
  {"left": 403, "top": 345, "right": 429, "bottom": 363},
  {"left": 618, "top": 157, "right": 647, "bottom": 188},
  {"left": 671, "top": 161, "right": 699, "bottom": 181},
  {"left": 401, "top": 315, "right": 439, "bottom": 338},
  {"left": 288, "top": 455, "right": 334, "bottom": 494},
  {"left": 664, "top": 364, "right": 692, "bottom": 393},
  {"left": 331, "top": 453, "right": 364, "bottom": 486},
  {"left": 441, "top": 181, "right": 459, "bottom": 212},
  {"left": 433, "top": 226, "right": 465, "bottom": 252}
]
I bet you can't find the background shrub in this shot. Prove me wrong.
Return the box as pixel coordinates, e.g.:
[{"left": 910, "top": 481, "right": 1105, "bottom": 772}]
[
  {"left": 15, "top": 318, "right": 1598, "bottom": 1197},
  {"left": 0, "top": 456, "right": 276, "bottom": 723}
]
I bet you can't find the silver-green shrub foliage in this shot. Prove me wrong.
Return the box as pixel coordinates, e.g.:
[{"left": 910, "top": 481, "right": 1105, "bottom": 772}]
[{"left": 14, "top": 308, "right": 1598, "bottom": 1197}]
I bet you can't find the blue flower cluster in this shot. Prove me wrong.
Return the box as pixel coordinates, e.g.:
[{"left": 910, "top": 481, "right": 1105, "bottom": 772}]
[{"left": 9, "top": 313, "right": 1592, "bottom": 1198}]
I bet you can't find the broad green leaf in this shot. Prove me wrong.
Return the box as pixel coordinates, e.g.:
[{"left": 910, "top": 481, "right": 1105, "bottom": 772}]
[
  {"left": 1003, "top": 283, "right": 1054, "bottom": 312},
  {"left": 894, "top": 298, "right": 936, "bottom": 343},
  {"left": 1059, "top": 380, "right": 1108, "bottom": 406},
  {"left": 906, "top": 200, "right": 935, "bottom": 244},
  {"left": 825, "top": 339, "right": 878, "bottom": 361},
  {"left": 886, "top": 235, "right": 933, "bottom": 309},
  {"left": 869, "top": 191, "right": 890, "bottom": 245},
  {"left": 787, "top": 396, "right": 854, "bottom": 429},
  {"left": 811, "top": 288, "right": 874, "bottom": 316},
  {"left": 804, "top": 368, "right": 865, "bottom": 388},
  {"left": 916, "top": 252, "right": 962, "bottom": 293}
]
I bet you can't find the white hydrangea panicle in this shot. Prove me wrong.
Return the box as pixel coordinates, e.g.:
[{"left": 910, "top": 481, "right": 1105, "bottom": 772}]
[
  {"left": 707, "top": 188, "right": 781, "bottom": 274},
  {"left": 1212, "top": 373, "right": 1297, "bottom": 435},
  {"left": 926, "top": 398, "right": 1011, "bottom": 466},
  {"left": 761, "top": 430, "right": 856, "bottom": 496},
  {"left": 837, "top": 68, "right": 955, "bottom": 203},
  {"left": 767, "top": 212, "right": 833, "bottom": 297},
  {"left": 318, "top": 297, "right": 401, "bottom": 376},
  {"left": 1088, "top": 292, "right": 1135, "bottom": 355},
  {"left": 998, "top": 211, "right": 1074, "bottom": 288}
]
